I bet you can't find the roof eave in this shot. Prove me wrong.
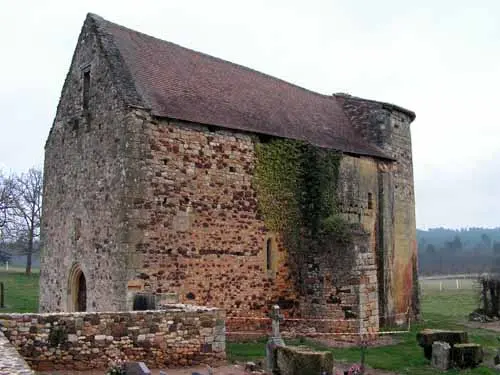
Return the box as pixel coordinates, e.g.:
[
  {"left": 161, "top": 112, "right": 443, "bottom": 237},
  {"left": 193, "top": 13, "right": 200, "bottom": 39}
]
[
  {"left": 149, "top": 112, "right": 395, "bottom": 161},
  {"left": 334, "top": 93, "right": 416, "bottom": 123}
]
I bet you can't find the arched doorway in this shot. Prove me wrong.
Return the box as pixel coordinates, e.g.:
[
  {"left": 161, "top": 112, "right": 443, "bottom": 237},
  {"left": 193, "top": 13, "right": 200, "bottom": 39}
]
[{"left": 68, "top": 264, "right": 87, "bottom": 312}]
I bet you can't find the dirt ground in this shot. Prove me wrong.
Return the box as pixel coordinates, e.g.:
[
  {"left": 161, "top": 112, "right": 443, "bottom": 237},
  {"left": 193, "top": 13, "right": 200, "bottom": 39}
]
[
  {"left": 37, "top": 336, "right": 402, "bottom": 375},
  {"left": 37, "top": 363, "right": 399, "bottom": 375},
  {"left": 37, "top": 364, "right": 247, "bottom": 375},
  {"left": 465, "top": 319, "right": 500, "bottom": 332},
  {"left": 308, "top": 333, "right": 400, "bottom": 348}
]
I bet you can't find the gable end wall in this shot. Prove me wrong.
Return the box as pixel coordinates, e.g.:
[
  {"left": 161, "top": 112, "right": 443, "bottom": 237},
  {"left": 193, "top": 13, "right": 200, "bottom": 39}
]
[{"left": 40, "top": 19, "right": 136, "bottom": 312}]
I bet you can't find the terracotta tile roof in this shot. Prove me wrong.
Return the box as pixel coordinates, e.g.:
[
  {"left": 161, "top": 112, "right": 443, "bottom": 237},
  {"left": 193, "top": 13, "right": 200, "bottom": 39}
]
[{"left": 88, "top": 13, "right": 394, "bottom": 159}]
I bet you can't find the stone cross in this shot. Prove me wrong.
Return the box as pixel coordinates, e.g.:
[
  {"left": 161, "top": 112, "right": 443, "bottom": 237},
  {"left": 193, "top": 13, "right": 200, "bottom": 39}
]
[
  {"left": 266, "top": 305, "right": 285, "bottom": 373},
  {"left": 270, "top": 304, "right": 284, "bottom": 338}
]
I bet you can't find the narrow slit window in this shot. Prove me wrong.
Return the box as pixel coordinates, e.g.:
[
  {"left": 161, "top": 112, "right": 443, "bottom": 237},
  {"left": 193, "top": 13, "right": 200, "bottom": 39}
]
[
  {"left": 368, "top": 192, "right": 373, "bottom": 209},
  {"left": 74, "top": 218, "right": 82, "bottom": 241},
  {"left": 266, "top": 238, "right": 272, "bottom": 271},
  {"left": 83, "top": 70, "right": 90, "bottom": 110}
]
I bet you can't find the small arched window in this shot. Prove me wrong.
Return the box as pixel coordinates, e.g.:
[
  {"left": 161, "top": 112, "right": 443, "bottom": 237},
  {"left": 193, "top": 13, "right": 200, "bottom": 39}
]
[{"left": 368, "top": 192, "right": 373, "bottom": 210}]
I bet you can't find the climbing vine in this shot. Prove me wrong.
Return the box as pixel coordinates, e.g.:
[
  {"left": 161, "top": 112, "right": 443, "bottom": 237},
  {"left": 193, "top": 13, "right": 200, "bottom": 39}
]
[
  {"left": 254, "top": 138, "right": 350, "bottom": 250},
  {"left": 48, "top": 325, "right": 67, "bottom": 347}
]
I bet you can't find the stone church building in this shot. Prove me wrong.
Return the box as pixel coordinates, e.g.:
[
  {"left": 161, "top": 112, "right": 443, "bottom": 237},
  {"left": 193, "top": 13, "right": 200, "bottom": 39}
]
[{"left": 40, "top": 13, "right": 418, "bottom": 334}]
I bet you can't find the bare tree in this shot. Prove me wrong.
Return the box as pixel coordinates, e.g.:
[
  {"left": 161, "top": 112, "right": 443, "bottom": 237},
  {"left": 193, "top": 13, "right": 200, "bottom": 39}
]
[
  {"left": 8, "top": 168, "right": 43, "bottom": 274},
  {"left": 0, "top": 172, "right": 16, "bottom": 231}
]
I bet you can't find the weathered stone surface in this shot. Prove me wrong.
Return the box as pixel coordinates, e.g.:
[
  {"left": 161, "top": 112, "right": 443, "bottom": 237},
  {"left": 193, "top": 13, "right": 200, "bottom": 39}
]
[
  {"left": 124, "top": 361, "right": 151, "bottom": 375},
  {"left": 336, "top": 94, "right": 418, "bottom": 322},
  {"left": 275, "top": 345, "right": 334, "bottom": 375},
  {"left": 39, "top": 14, "right": 135, "bottom": 313},
  {"left": 417, "top": 329, "right": 468, "bottom": 359},
  {"left": 431, "top": 341, "right": 451, "bottom": 370},
  {"left": 0, "top": 307, "right": 225, "bottom": 371},
  {"left": 452, "top": 343, "right": 483, "bottom": 368}
]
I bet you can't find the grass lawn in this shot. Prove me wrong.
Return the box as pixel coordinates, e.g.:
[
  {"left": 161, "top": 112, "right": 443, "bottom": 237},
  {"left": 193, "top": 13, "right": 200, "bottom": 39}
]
[
  {"left": 228, "top": 286, "right": 500, "bottom": 374},
  {"left": 0, "top": 270, "right": 39, "bottom": 313}
]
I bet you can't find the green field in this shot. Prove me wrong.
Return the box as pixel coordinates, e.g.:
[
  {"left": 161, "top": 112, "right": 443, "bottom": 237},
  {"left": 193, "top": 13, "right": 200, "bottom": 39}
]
[
  {"left": 0, "top": 270, "right": 39, "bottom": 313},
  {"left": 229, "top": 278, "right": 498, "bottom": 374},
  {"left": 420, "top": 277, "right": 477, "bottom": 292},
  {"left": 0, "top": 271, "right": 497, "bottom": 374}
]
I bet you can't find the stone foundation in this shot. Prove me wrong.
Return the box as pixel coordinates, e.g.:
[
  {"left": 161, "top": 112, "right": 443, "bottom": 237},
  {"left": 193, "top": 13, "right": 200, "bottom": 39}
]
[{"left": 0, "top": 305, "right": 225, "bottom": 372}]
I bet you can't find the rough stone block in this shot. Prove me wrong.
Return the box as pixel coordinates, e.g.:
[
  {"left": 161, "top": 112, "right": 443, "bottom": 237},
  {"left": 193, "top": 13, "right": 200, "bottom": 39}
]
[
  {"left": 452, "top": 343, "right": 483, "bottom": 368},
  {"left": 94, "top": 334, "right": 106, "bottom": 343},
  {"left": 417, "top": 329, "right": 468, "bottom": 359},
  {"left": 275, "top": 345, "right": 334, "bottom": 375},
  {"left": 212, "top": 341, "right": 225, "bottom": 352},
  {"left": 67, "top": 334, "right": 78, "bottom": 343},
  {"left": 431, "top": 341, "right": 451, "bottom": 370},
  {"left": 124, "top": 361, "right": 151, "bottom": 375}
]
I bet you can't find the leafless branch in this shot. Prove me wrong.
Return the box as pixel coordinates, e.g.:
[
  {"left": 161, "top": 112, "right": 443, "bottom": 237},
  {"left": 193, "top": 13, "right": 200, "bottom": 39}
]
[
  {"left": 0, "top": 172, "right": 16, "bottom": 232},
  {"left": 2, "top": 167, "right": 43, "bottom": 274}
]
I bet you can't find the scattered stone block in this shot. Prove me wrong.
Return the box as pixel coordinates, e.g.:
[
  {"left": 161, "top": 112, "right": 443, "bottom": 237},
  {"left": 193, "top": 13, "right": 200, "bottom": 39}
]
[
  {"left": 245, "top": 361, "right": 257, "bottom": 371},
  {"left": 452, "top": 343, "right": 483, "bottom": 368},
  {"left": 275, "top": 345, "right": 334, "bottom": 375},
  {"left": 417, "top": 329, "right": 468, "bottom": 359},
  {"left": 124, "top": 361, "right": 151, "bottom": 375},
  {"left": 431, "top": 341, "right": 451, "bottom": 370}
]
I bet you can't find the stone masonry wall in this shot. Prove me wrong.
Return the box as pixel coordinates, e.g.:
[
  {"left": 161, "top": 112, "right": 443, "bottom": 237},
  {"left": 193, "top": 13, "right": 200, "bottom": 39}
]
[
  {"left": 40, "top": 15, "right": 135, "bottom": 312},
  {"left": 123, "top": 111, "right": 380, "bottom": 337},
  {"left": 336, "top": 94, "right": 417, "bottom": 323},
  {"left": 336, "top": 156, "right": 381, "bottom": 333},
  {"left": 0, "top": 306, "right": 225, "bottom": 371}
]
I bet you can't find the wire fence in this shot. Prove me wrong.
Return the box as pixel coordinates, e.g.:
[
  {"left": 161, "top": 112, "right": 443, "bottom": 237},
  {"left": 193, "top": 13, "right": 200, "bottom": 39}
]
[{"left": 226, "top": 310, "right": 411, "bottom": 337}]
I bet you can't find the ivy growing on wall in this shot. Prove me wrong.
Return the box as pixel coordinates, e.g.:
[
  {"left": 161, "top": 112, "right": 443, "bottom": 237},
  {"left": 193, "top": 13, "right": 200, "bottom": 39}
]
[
  {"left": 254, "top": 138, "right": 350, "bottom": 250},
  {"left": 48, "top": 325, "right": 67, "bottom": 347}
]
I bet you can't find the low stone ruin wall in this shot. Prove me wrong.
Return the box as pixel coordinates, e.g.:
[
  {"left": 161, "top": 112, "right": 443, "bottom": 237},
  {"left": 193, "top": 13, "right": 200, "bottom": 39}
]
[{"left": 0, "top": 304, "right": 225, "bottom": 372}]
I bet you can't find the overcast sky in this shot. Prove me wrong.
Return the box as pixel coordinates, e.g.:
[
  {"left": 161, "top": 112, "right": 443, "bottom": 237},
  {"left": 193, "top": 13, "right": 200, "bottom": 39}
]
[{"left": 0, "top": 0, "right": 498, "bottom": 229}]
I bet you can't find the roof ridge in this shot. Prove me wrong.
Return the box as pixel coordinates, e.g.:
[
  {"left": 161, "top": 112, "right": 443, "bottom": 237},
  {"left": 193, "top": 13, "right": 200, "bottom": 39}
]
[
  {"left": 86, "top": 13, "right": 334, "bottom": 102},
  {"left": 82, "top": 13, "right": 398, "bottom": 161},
  {"left": 86, "top": 13, "right": 147, "bottom": 109}
]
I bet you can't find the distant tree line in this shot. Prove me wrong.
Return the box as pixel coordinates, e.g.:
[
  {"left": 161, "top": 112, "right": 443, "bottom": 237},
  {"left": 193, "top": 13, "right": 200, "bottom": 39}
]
[
  {"left": 418, "top": 228, "right": 500, "bottom": 275},
  {"left": 0, "top": 167, "right": 42, "bottom": 274}
]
